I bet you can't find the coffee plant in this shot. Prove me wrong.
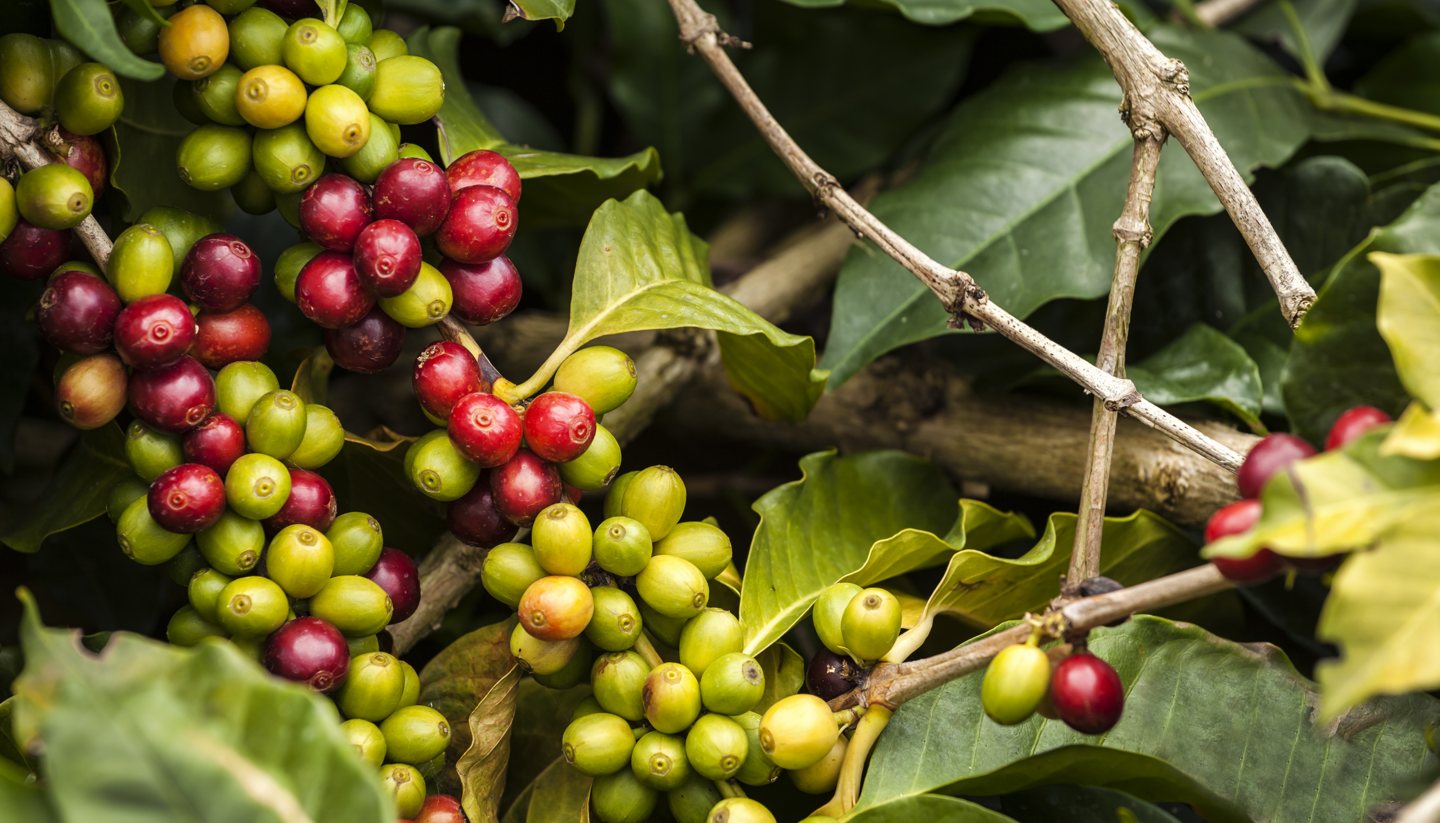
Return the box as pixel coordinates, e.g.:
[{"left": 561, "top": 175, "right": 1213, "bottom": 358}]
[{"left": 2, "top": 0, "right": 1440, "bottom": 821}]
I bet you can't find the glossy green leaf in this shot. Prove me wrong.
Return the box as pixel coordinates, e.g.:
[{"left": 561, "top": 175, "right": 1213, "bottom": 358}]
[
  {"left": 855, "top": 617, "right": 1440, "bottom": 821},
  {"left": 998, "top": 784, "right": 1183, "bottom": 823},
  {"left": 420, "top": 618, "right": 517, "bottom": 788},
  {"left": 520, "top": 190, "right": 825, "bottom": 421},
  {"left": 754, "top": 642, "right": 805, "bottom": 713},
  {"left": 50, "top": 0, "right": 164, "bottom": 80},
  {"left": 409, "top": 27, "right": 661, "bottom": 225},
  {"left": 0, "top": 779, "right": 57, "bottom": 821},
  {"left": 113, "top": 79, "right": 229, "bottom": 223},
  {"left": 1373, "top": 253, "right": 1440, "bottom": 408},
  {"left": 738, "top": 450, "right": 959, "bottom": 654},
  {"left": 823, "top": 26, "right": 1312, "bottom": 385},
  {"left": 1354, "top": 31, "right": 1440, "bottom": 116},
  {"left": 1126, "top": 324, "right": 1264, "bottom": 431},
  {"left": 1, "top": 426, "right": 128, "bottom": 554},
  {"left": 12, "top": 593, "right": 392, "bottom": 823},
  {"left": 850, "top": 794, "right": 1018, "bottom": 822},
  {"left": 509, "top": 0, "right": 574, "bottom": 28},
  {"left": 777, "top": 0, "right": 1068, "bottom": 29},
  {"left": 1230, "top": 0, "right": 1357, "bottom": 63}
]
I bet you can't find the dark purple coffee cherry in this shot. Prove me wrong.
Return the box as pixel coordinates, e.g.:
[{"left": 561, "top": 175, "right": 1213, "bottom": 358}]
[
  {"left": 364, "top": 547, "right": 421, "bottom": 623},
  {"left": 148, "top": 462, "right": 226, "bottom": 533},
  {"left": 128, "top": 355, "right": 216, "bottom": 434},
  {"left": 36, "top": 269, "right": 120, "bottom": 354},
  {"left": 263, "top": 616, "right": 350, "bottom": 693},
  {"left": 2, "top": 221, "right": 71, "bottom": 280},
  {"left": 300, "top": 173, "right": 372, "bottom": 252},
  {"left": 806, "top": 649, "right": 864, "bottom": 701},
  {"left": 446, "top": 482, "right": 518, "bottom": 547},
  {"left": 181, "top": 233, "right": 261, "bottom": 311},
  {"left": 323, "top": 306, "right": 405, "bottom": 373}
]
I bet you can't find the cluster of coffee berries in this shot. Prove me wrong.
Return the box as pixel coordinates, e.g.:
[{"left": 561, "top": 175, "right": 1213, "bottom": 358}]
[
  {"left": 809, "top": 582, "right": 903, "bottom": 666},
  {"left": 1203, "top": 404, "right": 1392, "bottom": 584},
  {"left": 126, "top": 1, "right": 443, "bottom": 215},
  {"left": 978, "top": 631, "right": 1124, "bottom": 734},
  {"left": 0, "top": 32, "right": 125, "bottom": 134},
  {"left": 0, "top": 125, "right": 110, "bottom": 277}
]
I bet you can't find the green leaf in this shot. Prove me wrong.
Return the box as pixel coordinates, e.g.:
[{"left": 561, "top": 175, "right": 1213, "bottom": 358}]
[
  {"left": 409, "top": 27, "right": 661, "bottom": 226},
  {"left": 0, "top": 778, "right": 58, "bottom": 822},
  {"left": 1281, "top": 183, "right": 1440, "bottom": 442},
  {"left": 849, "top": 794, "right": 1018, "bottom": 822},
  {"left": 1354, "top": 31, "right": 1440, "bottom": 117},
  {"left": 754, "top": 642, "right": 805, "bottom": 713},
  {"left": 516, "top": 190, "right": 826, "bottom": 420},
  {"left": 998, "top": 784, "right": 1184, "bottom": 822},
  {"left": 776, "top": 0, "right": 1069, "bottom": 30},
  {"left": 854, "top": 617, "right": 1440, "bottom": 822},
  {"left": 12, "top": 593, "right": 392, "bottom": 823},
  {"left": 500, "top": 759, "right": 591, "bottom": 823},
  {"left": 50, "top": 0, "right": 164, "bottom": 80},
  {"left": 508, "top": 0, "right": 574, "bottom": 28},
  {"left": 1382, "top": 402, "right": 1440, "bottom": 460},
  {"left": 738, "top": 450, "right": 958, "bottom": 654},
  {"left": 113, "top": 78, "right": 230, "bottom": 223},
  {"left": 1, "top": 426, "right": 128, "bottom": 553},
  {"left": 1126, "top": 324, "right": 1265, "bottom": 431},
  {"left": 1373, "top": 253, "right": 1440, "bottom": 408},
  {"left": 822, "top": 26, "right": 1313, "bottom": 385},
  {"left": 1231, "top": 0, "right": 1357, "bottom": 63}
]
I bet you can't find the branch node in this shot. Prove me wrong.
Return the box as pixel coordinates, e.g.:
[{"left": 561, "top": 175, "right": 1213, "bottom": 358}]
[
  {"left": 672, "top": 4, "right": 750, "bottom": 52},
  {"left": 1103, "top": 388, "right": 1143, "bottom": 413},
  {"left": 1159, "top": 57, "right": 1191, "bottom": 96},
  {"left": 945, "top": 281, "right": 989, "bottom": 331},
  {"left": 1112, "top": 216, "right": 1153, "bottom": 248}
]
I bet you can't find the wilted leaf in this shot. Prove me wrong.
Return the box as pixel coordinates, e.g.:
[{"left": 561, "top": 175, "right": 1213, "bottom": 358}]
[
  {"left": 456, "top": 666, "right": 524, "bottom": 823},
  {"left": 1, "top": 426, "right": 129, "bottom": 553},
  {"left": 500, "top": 759, "right": 591, "bottom": 823},
  {"left": 420, "top": 620, "right": 517, "bottom": 774},
  {"left": 1373, "top": 253, "right": 1440, "bottom": 408},
  {"left": 290, "top": 348, "right": 334, "bottom": 405}
]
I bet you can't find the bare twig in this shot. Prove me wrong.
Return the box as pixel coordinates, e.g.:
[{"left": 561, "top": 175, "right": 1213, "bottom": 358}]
[
  {"left": 1067, "top": 120, "right": 1166, "bottom": 590},
  {"left": 389, "top": 535, "right": 487, "bottom": 654},
  {"left": 0, "top": 102, "right": 112, "bottom": 270},
  {"left": 663, "top": 0, "right": 1243, "bottom": 472},
  {"left": 1193, "top": 0, "right": 1267, "bottom": 27}
]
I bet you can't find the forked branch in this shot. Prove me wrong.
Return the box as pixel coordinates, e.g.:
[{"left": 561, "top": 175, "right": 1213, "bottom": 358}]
[{"left": 0, "top": 101, "right": 113, "bottom": 268}]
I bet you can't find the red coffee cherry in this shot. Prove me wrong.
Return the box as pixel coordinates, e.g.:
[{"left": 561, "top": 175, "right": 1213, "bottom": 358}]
[
  {"left": 192, "top": 304, "right": 271, "bottom": 369},
  {"left": 147, "top": 462, "right": 226, "bottom": 533},
  {"left": 299, "top": 173, "right": 372, "bottom": 251},
  {"left": 1325, "top": 405, "right": 1392, "bottom": 451},
  {"left": 435, "top": 185, "right": 517, "bottom": 264},
  {"left": 448, "top": 391, "right": 522, "bottom": 467},
  {"left": 1049, "top": 652, "right": 1124, "bottom": 735},
  {"left": 264, "top": 468, "right": 337, "bottom": 533},
  {"left": 353, "top": 218, "right": 422, "bottom": 297},
  {"left": 1235, "top": 433, "right": 1316, "bottom": 499},
  {"left": 446, "top": 149, "right": 521, "bottom": 203},
  {"left": 182, "top": 413, "right": 246, "bottom": 475},
  {"left": 128, "top": 355, "right": 216, "bottom": 433},
  {"left": 53, "top": 129, "right": 108, "bottom": 197},
  {"left": 523, "top": 391, "right": 595, "bottom": 463},
  {"left": 1203, "top": 499, "right": 1283, "bottom": 584},
  {"left": 413, "top": 341, "right": 483, "bottom": 420},
  {"left": 262, "top": 616, "right": 350, "bottom": 694},
  {"left": 441, "top": 256, "right": 521, "bottom": 326},
  {"left": 364, "top": 547, "right": 421, "bottom": 623},
  {"left": 372, "top": 157, "right": 450, "bottom": 237},
  {"left": 415, "top": 794, "right": 466, "bottom": 823},
  {"left": 490, "top": 449, "right": 562, "bottom": 526},
  {"left": 323, "top": 306, "right": 405, "bottom": 373},
  {"left": 181, "top": 233, "right": 261, "bottom": 311},
  {"left": 2, "top": 221, "right": 71, "bottom": 280},
  {"left": 446, "top": 482, "right": 518, "bottom": 548},
  {"left": 114, "top": 294, "right": 197, "bottom": 369},
  {"left": 36, "top": 269, "right": 121, "bottom": 354},
  {"left": 296, "top": 250, "right": 375, "bottom": 329}
]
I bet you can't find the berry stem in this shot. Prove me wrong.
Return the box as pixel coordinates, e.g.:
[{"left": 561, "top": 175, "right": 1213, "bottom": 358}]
[
  {"left": 881, "top": 615, "right": 931, "bottom": 665},
  {"left": 715, "top": 780, "right": 746, "bottom": 800},
  {"left": 813, "top": 705, "right": 892, "bottom": 818},
  {"left": 634, "top": 631, "right": 665, "bottom": 669}
]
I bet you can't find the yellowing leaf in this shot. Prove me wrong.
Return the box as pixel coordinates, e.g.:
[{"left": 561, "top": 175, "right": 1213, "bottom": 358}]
[
  {"left": 1374, "top": 252, "right": 1440, "bottom": 408},
  {"left": 1381, "top": 402, "right": 1440, "bottom": 460}
]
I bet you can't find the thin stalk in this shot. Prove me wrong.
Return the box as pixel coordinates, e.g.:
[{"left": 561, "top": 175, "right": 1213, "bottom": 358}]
[{"left": 813, "top": 706, "right": 892, "bottom": 818}]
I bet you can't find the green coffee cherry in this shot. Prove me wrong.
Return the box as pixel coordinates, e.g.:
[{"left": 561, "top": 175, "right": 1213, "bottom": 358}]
[
  {"left": 339, "top": 113, "right": 398, "bottom": 183},
  {"left": 266, "top": 525, "right": 335, "bottom": 598},
  {"left": 667, "top": 773, "right": 725, "bottom": 823},
  {"left": 590, "top": 770, "right": 657, "bottom": 823},
  {"left": 368, "top": 55, "right": 444, "bottom": 125},
  {"left": 187, "top": 567, "right": 232, "bottom": 623},
  {"left": 225, "top": 453, "right": 292, "bottom": 520},
  {"left": 642, "top": 663, "right": 701, "bottom": 734},
  {"left": 273, "top": 241, "right": 323, "bottom": 303},
  {"left": 16, "top": 164, "right": 92, "bottom": 231},
  {"left": 306, "top": 84, "right": 371, "bottom": 158},
  {"left": 398, "top": 661, "right": 421, "bottom": 708},
  {"left": 707, "top": 798, "right": 777, "bottom": 823},
  {"left": 585, "top": 586, "right": 644, "bottom": 652},
  {"left": 188, "top": 64, "right": 244, "bottom": 127},
  {"left": 572, "top": 696, "right": 605, "bottom": 722},
  {"left": 510, "top": 624, "right": 580, "bottom": 676},
  {"left": 559, "top": 424, "right": 622, "bottom": 491},
  {"left": 980, "top": 642, "right": 1050, "bottom": 726},
  {"left": 840, "top": 587, "right": 902, "bottom": 662},
  {"left": 327, "top": 511, "right": 385, "bottom": 575},
  {"left": 166, "top": 605, "right": 226, "bottom": 647},
  {"left": 288, "top": 404, "right": 345, "bottom": 469},
  {"left": 337, "top": 43, "right": 377, "bottom": 100},
  {"left": 368, "top": 28, "right": 408, "bottom": 62},
  {"left": 655, "top": 522, "right": 732, "bottom": 580},
  {"left": 348, "top": 634, "right": 381, "bottom": 658},
  {"left": 173, "top": 74, "right": 209, "bottom": 126},
  {"left": 397, "top": 143, "right": 432, "bottom": 161},
  {"left": 730, "top": 711, "right": 780, "bottom": 787},
  {"left": 109, "top": 223, "right": 175, "bottom": 302},
  {"left": 0, "top": 178, "right": 16, "bottom": 244},
  {"left": 235, "top": 64, "right": 307, "bottom": 129},
  {"left": 117, "top": 497, "right": 190, "bottom": 565},
  {"left": 637, "top": 602, "right": 686, "bottom": 648},
  {"left": 758, "top": 694, "right": 838, "bottom": 770},
  {"left": 137, "top": 207, "right": 220, "bottom": 278},
  {"left": 252, "top": 123, "right": 325, "bottom": 194},
  {"left": 49, "top": 37, "right": 86, "bottom": 85},
  {"left": 177, "top": 125, "right": 253, "bottom": 192},
  {"left": 232, "top": 171, "right": 277, "bottom": 216},
  {"left": 620, "top": 466, "right": 686, "bottom": 541},
  {"left": 562, "top": 712, "right": 634, "bottom": 777},
  {"left": 54, "top": 63, "right": 124, "bottom": 135},
  {"left": 282, "top": 18, "right": 348, "bottom": 86},
  {"left": 161, "top": 541, "right": 204, "bottom": 586},
  {"left": 311, "top": 575, "right": 394, "bottom": 636},
  {"left": 685, "top": 713, "right": 748, "bottom": 780},
  {"left": 0, "top": 34, "right": 56, "bottom": 114},
  {"left": 126, "top": 421, "right": 183, "bottom": 482},
  {"left": 790, "top": 733, "right": 845, "bottom": 794},
  {"left": 405, "top": 429, "right": 480, "bottom": 502},
  {"left": 531, "top": 502, "right": 592, "bottom": 575},
  {"left": 812, "top": 582, "right": 862, "bottom": 656},
  {"left": 604, "top": 473, "right": 636, "bottom": 518},
  {"left": 532, "top": 641, "right": 593, "bottom": 690},
  {"left": 118, "top": 6, "right": 167, "bottom": 56},
  {"left": 336, "top": 4, "right": 374, "bottom": 44},
  {"left": 108, "top": 476, "right": 150, "bottom": 522},
  {"left": 481, "top": 542, "right": 546, "bottom": 608},
  {"left": 340, "top": 718, "right": 387, "bottom": 768},
  {"left": 592, "top": 651, "right": 650, "bottom": 722},
  {"left": 554, "top": 346, "right": 637, "bottom": 415},
  {"left": 592, "top": 516, "right": 652, "bottom": 577},
  {"left": 379, "top": 705, "right": 451, "bottom": 765},
  {"left": 678, "top": 609, "right": 742, "bottom": 678},
  {"left": 229, "top": 7, "right": 287, "bottom": 70},
  {"left": 246, "top": 390, "right": 308, "bottom": 459},
  {"left": 700, "top": 652, "right": 765, "bottom": 716},
  {"left": 338, "top": 651, "right": 405, "bottom": 720},
  {"left": 197, "top": 511, "right": 265, "bottom": 575},
  {"left": 215, "top": 361, "right": 280, "bottom": 424},
  {"left": 216, "top": 576, "right": 289, "bottom": 638},
  {"left": 379, "top": 261, "right": 452, "bottom": 327},
  {"left": 631, "top": 731, "right": 689, "bottom": 790},
  {"left": 636, "top": 555, "right": 708, "bottom": 620},
  {"left": 379, "top": 763, "right": 426, "bottom": 819}
]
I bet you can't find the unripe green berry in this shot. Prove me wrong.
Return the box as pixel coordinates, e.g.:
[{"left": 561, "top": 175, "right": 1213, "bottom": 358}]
[
  {"left": 310, "top": 575, "right": 393, "bottom": 636},
  {"left": 339, "top": 113, "right": 398, "bottom": 183},
  {"left": 252, "top": 124, "right": 325, "bottom": 194},
  {"left": 812, "top": 582, "right": 862, "bottom": 656},
  {"left": 126, "top": 421, "right": 183, "bottom": 482},
  {"left": 655, "top": 521, "right": 732, "bottom": 580},
  {"left": 642, "top": 662, "right": 701, "bottom": 734},
  {"left": 368, "top": 55, "right": 444, "bottom": 125},
  {"left": 554, "top": 346, "right": 637, "bottom": 415},
  {"left": 604, "top": 471, "right": 637, "bottom": 519},
  {"left": 177, "top": 125, "right": 252, "bottom": 192},
  {"left": 700, "top": 652, "right": 765, "bottom": 716},
  {"left": 117, "top": 496, "right": 190, "bottom": 566},
  {"left": 232, "top": 171, "right": 277, "bottom": 216},
  {"left": 585, "top": 586, "right": 644, "bottom": 652},
  {"left": 187, "top": 567, "right": 232, "bottom": 623},
  {"left": 980, "top": 642, "right": 1050, "bottom": 726},
  {"left": 592, "top": 651, "right": 651, "bottom": 721},
  {"left": 326, "top": 511, "right": 385, "bottom": 575},
  {"left": 368, "top": 29, "right": 408, "bottom": 62},
  {"left": 0, "top": 178, "right": 16, "bottom": 244},
  {"left": 840, "top": 587, "right": 902, "bottom": 662},
  {"left": 707, "top": 797, "right": 776, "bottom": 823},
  {"left": 590, "top": 770, "right": 657, "bottom": 823},
  {"left": 517, "top": 575, "right": 593, "bottom": 641},
  {"left": 405, "top": 429, "right": 480, "bottom": 502},
  {"left": 531, "top": 502, "right": 592, "bottom": 575},
  {"left": 246, "top": 390, "right": 308, "bottom": 459},
  {"left": 480, "top": 542, "right": 546, "bottom": 608},
  {"left": 592, "top": 516, "right": 652, "bottom": 577},
  {"left": 562, "top": 712, "right": 634, "bottom": 777},
  {"left": 215, "top": 361, "right": 280, "bottom": 423},
  {"left": 789, "top": 734, "right": 845, "bottom": 794},
  {"left": 273, "top": 241, "right": 323, "bottom": 303},
  {"left": 348, "top": 634, "right": 381, "bottom": 658},
  {"left": 108, "top": 224, "right": 175, "bottom": 303},
  {"left": 197, "top": 510, "right": 265, "bottom": 576},
  {"left": 379, "top": 762, "right": 426, "bottom": 819},
  {"left": 631, "top": 731, "right": 689, "bottom": 790},
  {"left": 225, "top": 453, "right": 292, "bottom": 520},
  {"left": 166, "top": 605, "right": 226, "bottom": 647},
  {"left": 54, "top": 62, "right": 124, "bottom": 135},
  {"left": 572, "top": 696, "right": 605, "bottom": 722},
  {"left": 265, "top": 524, "right": 335, "bottom": 598},
  {"left": 215, "top": 576, "right": 289, "bottom": 638},
  {"left": 229, "top": 7, "right": 287, "bottom": 71},
  {"left": 758, "top": 694, "right": 838, "bottom": 770},
  {"left": 638, "top": 602, "right": 686, "bottom": 648},
  {"left": 108, "top": 476, "right": 149, "bottom": 522},
  {"left": 398, "top": 660, "right": 421, "bottom": 708},
  {"left": 336, "top": 4, "right": 373, "bottom": 44},
  {"left": 559, "top": 424, "right": 622, "bottom": 491},
  {"left": 378, "top": 261, "right": 452, "bottom": 327},
  {"left": 685, "top": 713, "right": 748, "bottom": 781},
  {"left": 667, "top": 773, "right": 724, "bottom": 823},
  {"left": 731, "top": 711, "right": 781, "bottom": 787},
  {"left": 189, "top": 64, "right": 245, "bottom": 127},
  {"left": 620, "top": 466, "right": 686, "bottom": 540},
  {"left": 533, "top": 642, "right": 593, "bottom": 690},
  {"left": 338, "top": 651, "right": 405, "bottom": 721},
  {"left": 340, "top": 718, "right": 387, "bottom": 767},
  {"left": 288, "top": 404, "right": 345, "bottom": 469},
  {"left": 510, "top": 623, "right": 580, "bottom": 676},
  {"left": 167, "top": 545, "right": 208, "bottom": 588},
  {"left": 306, "top": 84, "right": 371, "bottom": 158},
  {"left": 337, "top": 43, "right": 377, "bottom": 100},
  {"left": 380, "top": 705, "right": 451, "bottom": 766},
  {"left": 636, "top": 555, "right": 708, "bottom": 620},
  {"left": 283, "top": 18, "right": 348, "bottom": 86},
  {"left": 17, "top": 164, "right": 92, "bottom": 231},
  {"left": 0, "top": 34, "right": 56, "bottom": 114},
  {"left": 397, "top": 143, "right": 433, "bottom": 161}
]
